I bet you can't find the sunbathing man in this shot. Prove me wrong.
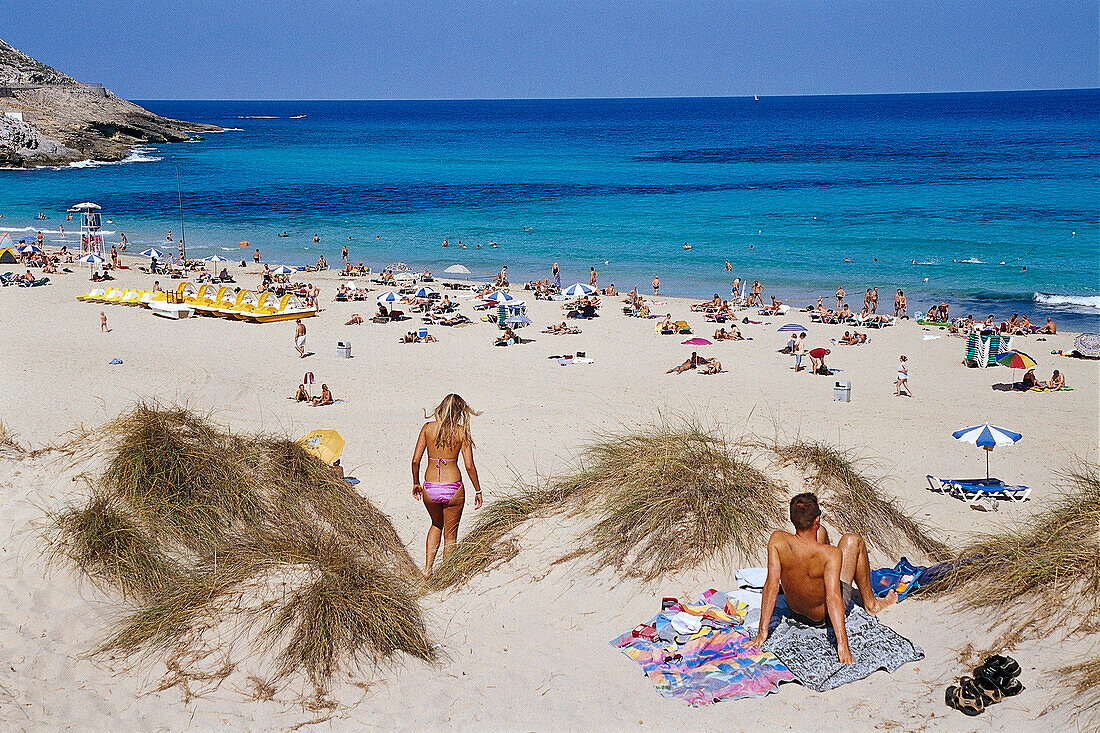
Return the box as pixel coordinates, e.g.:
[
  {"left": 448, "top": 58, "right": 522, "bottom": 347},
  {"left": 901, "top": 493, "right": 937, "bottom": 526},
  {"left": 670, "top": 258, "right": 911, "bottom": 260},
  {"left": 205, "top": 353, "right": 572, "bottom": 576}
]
[
  {"left": 667, "top": 351, "right": 710, "bottom": 374},
  {"left": 293, "top": 384, "right": 309, "bottom": 402},
  {"left": 699, "top": 359, "right": 722, "bottom": 374},
  {"left": 345, "top": 314, "right": 363, "bottom": 325},
  {"left": 311, "top": 384, "right": 334, "bottom": 406},
  {"left": 750, "top": 493, "right": 897, "bottom": 664},
  {"left": 1037, "top": 317, "right": 1056, "bottom": 334},
  {"left": 1041, "top": 369, "right": 1065, "bottom": 390},
  {"left": 714, "top": 327, "right": 730, "bottom": 341}
]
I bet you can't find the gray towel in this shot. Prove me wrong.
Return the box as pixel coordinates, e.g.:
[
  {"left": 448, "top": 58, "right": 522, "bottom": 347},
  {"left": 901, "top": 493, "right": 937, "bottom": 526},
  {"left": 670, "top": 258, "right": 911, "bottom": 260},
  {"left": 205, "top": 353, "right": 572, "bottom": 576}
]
[{"left": 762, "top": 606, "right": 923, "bottom": 692}]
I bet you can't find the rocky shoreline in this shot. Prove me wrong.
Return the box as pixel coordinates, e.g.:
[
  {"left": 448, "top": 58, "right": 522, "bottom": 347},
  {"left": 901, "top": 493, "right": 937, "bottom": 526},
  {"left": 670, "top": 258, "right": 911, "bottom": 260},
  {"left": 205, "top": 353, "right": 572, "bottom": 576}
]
[{"left": 0, "top": 38, "right": 218, "bottom": 168}]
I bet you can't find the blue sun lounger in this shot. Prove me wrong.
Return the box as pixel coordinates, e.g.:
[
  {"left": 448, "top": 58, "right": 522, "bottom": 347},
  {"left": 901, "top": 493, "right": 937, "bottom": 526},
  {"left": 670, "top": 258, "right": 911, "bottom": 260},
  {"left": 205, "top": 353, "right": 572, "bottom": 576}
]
[{"left": 926, "top": 475, "right": 1031, "bottom": 502}]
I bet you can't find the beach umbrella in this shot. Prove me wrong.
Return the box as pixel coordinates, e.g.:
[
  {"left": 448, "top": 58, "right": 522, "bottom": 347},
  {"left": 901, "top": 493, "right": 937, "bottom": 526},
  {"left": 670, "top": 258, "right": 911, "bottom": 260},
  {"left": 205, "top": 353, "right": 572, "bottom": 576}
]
[
  {"left": 777, "top": 323, "right": 807, "bottom": 332},
  {"left": 414, "top": 286, "right": 436, "bottom": 298},
  {"left": 995, "top": 349, "right": 1037, "bottom": 384},
  {"left": 505, "top": 314, "right": 532, "bottom": 327},
  {"left": 376, "top": 291, "right": 400, "bottom": 303},
  {"left": 444, "top": 264, "right": 470, "bottom": 274},
  {"left": 140, "top": 248, "right": 165, "bottom": 259},
  {"left": 299, "top": 428, "right": 345, "bottom": 465},
  {"left": 202, "top": 255, "right": 229, "bottom": 263},
  {"left": 682, "top": 337, "right": 712, "bottom": 346},
  {"left": 1073, "top": 333, "right": 1100, "bottom": 358},
  {"left": 952, "top": 423, "right": 1022, "bottom": 480},
  {"left": 485, "top": 290, "right": 514, "bottom": 302},
  {"left": 561, "top": 283, "right": 596, "bottom": 298},
  {"left": 269, "top": 265, "right": 295, "bottom": 275},
  {"left": 77, "top": 253, "right": 105, "bottom": 264},
  {"left": 19, "top": 244, "right": 42, "bottom": 254},
  {"left": 394, "top": 272, "right": 415, "bottom": 282}
]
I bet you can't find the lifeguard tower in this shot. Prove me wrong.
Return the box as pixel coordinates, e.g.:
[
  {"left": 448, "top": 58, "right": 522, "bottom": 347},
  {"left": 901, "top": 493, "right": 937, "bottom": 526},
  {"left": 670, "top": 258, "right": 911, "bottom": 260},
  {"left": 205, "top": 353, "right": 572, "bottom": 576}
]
[{"left": 69, "top": 202, "right": 104, "bottom": 257}]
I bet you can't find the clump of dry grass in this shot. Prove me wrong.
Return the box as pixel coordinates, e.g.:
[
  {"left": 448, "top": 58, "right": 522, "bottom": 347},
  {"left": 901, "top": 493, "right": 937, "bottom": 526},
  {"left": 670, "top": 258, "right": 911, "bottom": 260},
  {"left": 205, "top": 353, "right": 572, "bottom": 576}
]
[
  {"left": 431, "top": 420, "right": 788, "bottom": 588},
  {"left": 572, "top": 422, "right": 786, "bottom": 579},
  {"left": 925, "top": 464, "right": 1100, "bottom": 638},
  {"left": 425, "top": 485, "right": 574, "bottom": 591},
  {"left": 771, "top": 440, "right": 950, "bottom": 562},
  {"left": 49, "top": 403, "right": 433, "bottom": 700},
  {"left": 1061, "top": 656, "right": 1100, "bottom": 722}
]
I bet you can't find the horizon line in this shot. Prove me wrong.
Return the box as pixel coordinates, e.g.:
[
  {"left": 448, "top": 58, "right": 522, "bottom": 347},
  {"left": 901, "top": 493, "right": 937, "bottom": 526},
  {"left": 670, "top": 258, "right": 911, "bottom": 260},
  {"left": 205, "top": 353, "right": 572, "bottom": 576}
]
[{"left": 130, "top": 86, "right": 1100, "bottom": 103}]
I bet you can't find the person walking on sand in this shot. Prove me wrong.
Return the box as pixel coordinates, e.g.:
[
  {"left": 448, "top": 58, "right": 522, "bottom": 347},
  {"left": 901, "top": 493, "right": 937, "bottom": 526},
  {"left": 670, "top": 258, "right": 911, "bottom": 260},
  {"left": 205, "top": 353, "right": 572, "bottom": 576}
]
[
  {"left": 870, "top": 287, "right": 879, "bottom": 314},
  {"left": 552, "top": 261, "right": 561, "bottom": 289},
  {"left": 253, "top": 248, "right": 261, "bottom": 264},
  {"left": 590, "top": 266, "right": 598, "bottom": 287},
  {"left": 894, "top": 289, "right": 906, "bottom": 318},
  {"left": 100, "top": 311, "right": 109, "bottom": 333},
  {"left": 895, "top": 355, "right": 912, "bottom": 396},
  {"left": 294, "top": 319, "right": 307, "bottom": 358},
  {"left": 341, "top": 244, "right": 349, "bottom": 265},
  {"left": 411, "top": 394, "right": 483, "bottom": 578},
  {"left": 836, "top": 285, "right": 845, "bottom": 309},
  {"left": 749, "top": 493, "right": 897, "bottom": 664},
  {"left": 652, "top": 275, "right": 660, "bottom": 295}
]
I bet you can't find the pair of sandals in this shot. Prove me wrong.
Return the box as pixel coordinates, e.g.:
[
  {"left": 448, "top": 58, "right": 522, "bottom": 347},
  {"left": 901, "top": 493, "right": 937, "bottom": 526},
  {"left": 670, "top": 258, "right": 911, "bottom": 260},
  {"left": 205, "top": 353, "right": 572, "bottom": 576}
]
[{"left": 946, "top": 655, "right": 1024, "bottom": 716}]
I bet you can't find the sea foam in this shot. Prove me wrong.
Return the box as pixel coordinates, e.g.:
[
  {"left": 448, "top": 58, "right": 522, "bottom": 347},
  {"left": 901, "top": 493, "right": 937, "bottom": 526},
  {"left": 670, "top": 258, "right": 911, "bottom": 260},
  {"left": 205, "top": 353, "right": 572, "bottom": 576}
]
[{"left": 1033, "top": 293, "right": 1100, "bottom": 311}]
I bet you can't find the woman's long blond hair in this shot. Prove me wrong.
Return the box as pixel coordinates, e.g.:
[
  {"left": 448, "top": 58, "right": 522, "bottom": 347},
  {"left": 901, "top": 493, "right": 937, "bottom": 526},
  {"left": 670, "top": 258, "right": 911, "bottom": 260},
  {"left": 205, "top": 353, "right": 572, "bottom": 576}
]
[{"left": 427, "top": 394, "right": 480, "bottom": 449}]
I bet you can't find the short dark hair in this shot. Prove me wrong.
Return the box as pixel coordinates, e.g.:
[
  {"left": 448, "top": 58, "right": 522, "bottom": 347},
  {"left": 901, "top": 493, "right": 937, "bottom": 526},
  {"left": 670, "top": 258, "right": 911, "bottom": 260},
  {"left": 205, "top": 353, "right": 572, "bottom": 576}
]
[{"left": 790, "top": 492, "right": 821, "bottom": 531}]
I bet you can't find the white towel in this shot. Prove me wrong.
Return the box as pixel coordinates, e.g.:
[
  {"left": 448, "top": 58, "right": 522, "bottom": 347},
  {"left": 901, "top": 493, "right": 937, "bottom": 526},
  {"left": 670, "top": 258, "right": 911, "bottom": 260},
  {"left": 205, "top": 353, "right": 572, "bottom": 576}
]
[{"left": 736, "top": 567, "right": 768, "bottom": 590}]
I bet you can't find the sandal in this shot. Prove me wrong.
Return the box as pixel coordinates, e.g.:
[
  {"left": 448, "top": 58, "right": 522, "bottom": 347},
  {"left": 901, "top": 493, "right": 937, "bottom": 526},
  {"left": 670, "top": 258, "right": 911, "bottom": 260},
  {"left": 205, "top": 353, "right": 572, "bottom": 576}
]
[
  {"left": 975, "top": 667, "right": 1025, "bottom": 697},
  {"left": 972, "top": 675, "right": 1004, "bottom": 705},
  {"left": 983, "top": 654, "right": 1022, "bottom": 678},
  {"left": 945, "top": 679, "right": 985, "bottom": 716}
]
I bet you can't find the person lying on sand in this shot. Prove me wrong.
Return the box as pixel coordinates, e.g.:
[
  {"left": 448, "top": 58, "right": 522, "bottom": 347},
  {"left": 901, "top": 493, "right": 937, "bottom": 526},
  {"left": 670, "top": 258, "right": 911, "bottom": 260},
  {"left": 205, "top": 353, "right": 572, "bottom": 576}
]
[
  {"left": 310, "top": 384, "right": 334, "bottom": 406},
  {"left": 345, "top": 314, "right": 363, "bottom": 325},
  {"left": 699, "top": 359, "right": 723, "bottom": 374},
  {"left": 750, "top": 493, "right": 897, "bottom": 664},
  {"left": 667, "top": 351, "right": 713, "bottom": 374}
]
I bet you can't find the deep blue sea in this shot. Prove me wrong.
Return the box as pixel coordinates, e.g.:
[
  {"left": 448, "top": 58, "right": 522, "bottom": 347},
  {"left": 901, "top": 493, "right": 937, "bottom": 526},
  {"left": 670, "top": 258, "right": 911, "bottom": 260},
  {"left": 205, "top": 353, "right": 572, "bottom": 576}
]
[{"left": 2, "top": 91, "right": 1098, "bottom": 329}]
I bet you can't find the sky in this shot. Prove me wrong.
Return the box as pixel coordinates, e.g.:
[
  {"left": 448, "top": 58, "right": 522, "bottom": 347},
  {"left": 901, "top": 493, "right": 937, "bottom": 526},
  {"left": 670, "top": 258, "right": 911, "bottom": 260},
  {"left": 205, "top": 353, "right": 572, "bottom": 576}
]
[{"left": 5, "top": 0, "right": 1098, "bottom": 99}]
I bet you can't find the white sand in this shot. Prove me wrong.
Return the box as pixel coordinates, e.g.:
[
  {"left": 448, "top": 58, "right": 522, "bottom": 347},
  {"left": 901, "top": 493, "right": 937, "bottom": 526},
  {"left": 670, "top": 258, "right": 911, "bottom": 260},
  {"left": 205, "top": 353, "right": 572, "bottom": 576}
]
[{"left": 0, "top": 263, "right": 1096, "bottom": 730}]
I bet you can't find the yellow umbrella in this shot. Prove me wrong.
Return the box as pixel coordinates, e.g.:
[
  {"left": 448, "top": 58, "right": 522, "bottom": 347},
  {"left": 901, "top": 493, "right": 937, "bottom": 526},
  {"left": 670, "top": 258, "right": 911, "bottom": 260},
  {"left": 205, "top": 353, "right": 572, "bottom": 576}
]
[{"left": 299, "top": 428, "right": 345, "bottom": 465}]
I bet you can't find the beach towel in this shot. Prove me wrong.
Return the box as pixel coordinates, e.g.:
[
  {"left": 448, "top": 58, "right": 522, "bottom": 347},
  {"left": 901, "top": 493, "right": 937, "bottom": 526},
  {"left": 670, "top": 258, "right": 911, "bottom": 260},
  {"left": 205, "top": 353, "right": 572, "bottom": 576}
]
[
  {"left": 762, "top": 606, "right": 923, "bottom": 692},
  {"left": 610, "top": 590, "right": 795, "bottom": 706},
  {"left": 736, "top": 567, "right": 768, "bottom": 590}
]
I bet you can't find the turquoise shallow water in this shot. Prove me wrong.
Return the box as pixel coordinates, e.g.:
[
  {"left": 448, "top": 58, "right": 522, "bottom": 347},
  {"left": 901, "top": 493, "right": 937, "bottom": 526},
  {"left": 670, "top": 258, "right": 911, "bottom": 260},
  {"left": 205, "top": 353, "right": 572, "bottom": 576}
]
[{"left": 1, "top": 91, "right": 1097, "bottom": 329}]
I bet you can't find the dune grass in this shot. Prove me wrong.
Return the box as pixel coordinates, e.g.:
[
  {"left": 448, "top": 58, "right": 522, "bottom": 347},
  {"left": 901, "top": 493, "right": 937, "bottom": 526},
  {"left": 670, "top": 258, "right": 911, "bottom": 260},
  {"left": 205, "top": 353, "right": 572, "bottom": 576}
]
[
  {"left": 771, "top": 440, "right": 950, "bottom": 562},
  {"left": 49, "top": 403, "right": 433, "bottom": 699},
  {"left": 1061, "top": 656, "right": 1100, "bottom": 722},
  {"left": 571, "top": 422, "right": 786, "bottom": 579},
  {"left": 925, "top": 464, "right": 1099, "bottom": 636}
]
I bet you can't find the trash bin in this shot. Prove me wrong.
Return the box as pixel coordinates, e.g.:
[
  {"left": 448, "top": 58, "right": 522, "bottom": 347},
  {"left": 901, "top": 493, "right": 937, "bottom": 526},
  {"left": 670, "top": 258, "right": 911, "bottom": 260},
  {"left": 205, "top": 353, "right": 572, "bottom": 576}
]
[
  {"left": 833, "top": 380, "right": 851, "bottom": 402},
  {"left": 337, "top": 340, "right": 352, "bottom": 359}
]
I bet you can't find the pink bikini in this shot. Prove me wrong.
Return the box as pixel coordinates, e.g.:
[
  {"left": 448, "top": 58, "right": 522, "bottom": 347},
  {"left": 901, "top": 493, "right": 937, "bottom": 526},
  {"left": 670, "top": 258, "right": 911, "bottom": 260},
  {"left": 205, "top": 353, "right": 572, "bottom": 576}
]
[{"left": 423, "top": 456, "right": 462, "bottom": 503}]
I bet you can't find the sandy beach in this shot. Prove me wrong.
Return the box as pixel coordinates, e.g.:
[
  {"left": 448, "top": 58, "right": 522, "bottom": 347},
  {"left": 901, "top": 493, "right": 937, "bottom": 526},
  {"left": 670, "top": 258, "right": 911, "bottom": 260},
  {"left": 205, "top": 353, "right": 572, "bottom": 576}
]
[{"left": 0, "top": 260, "right": 1097, "bottom": 731}]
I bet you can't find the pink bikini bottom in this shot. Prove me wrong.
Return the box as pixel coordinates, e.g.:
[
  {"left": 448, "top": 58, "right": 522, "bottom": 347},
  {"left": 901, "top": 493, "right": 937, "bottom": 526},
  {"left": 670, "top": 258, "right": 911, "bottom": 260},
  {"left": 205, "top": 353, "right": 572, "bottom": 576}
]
[{"left": 423, "top": 481, "right": 462, "bottom": 504}]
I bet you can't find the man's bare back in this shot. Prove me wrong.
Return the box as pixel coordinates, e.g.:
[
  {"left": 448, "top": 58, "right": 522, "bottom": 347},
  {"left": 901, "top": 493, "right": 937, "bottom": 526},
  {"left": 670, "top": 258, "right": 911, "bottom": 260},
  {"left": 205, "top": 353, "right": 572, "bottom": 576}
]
[{"left": 751, "top": 493, "right": 896, "bottom": 664}]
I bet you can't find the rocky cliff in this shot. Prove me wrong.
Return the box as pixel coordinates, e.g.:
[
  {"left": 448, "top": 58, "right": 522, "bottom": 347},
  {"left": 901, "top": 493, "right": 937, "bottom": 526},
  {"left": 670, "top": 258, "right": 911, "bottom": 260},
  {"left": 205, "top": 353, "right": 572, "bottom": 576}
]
[{"left": 0, "top": 38, "right": 219, "bottom": 168}]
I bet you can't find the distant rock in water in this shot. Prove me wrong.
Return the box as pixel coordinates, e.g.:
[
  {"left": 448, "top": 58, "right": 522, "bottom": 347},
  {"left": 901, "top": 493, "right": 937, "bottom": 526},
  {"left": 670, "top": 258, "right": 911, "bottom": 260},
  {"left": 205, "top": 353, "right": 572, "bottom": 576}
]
[{"left": 0, "top": 37, "right": 219, "bottom": 168}]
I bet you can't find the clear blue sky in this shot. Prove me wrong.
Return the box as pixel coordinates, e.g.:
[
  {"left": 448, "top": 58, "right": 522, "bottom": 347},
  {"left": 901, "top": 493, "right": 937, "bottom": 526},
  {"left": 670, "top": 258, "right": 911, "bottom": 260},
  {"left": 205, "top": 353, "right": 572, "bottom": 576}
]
[{"left": 7, "top": 0, "right": 1098, "bottom": 99}]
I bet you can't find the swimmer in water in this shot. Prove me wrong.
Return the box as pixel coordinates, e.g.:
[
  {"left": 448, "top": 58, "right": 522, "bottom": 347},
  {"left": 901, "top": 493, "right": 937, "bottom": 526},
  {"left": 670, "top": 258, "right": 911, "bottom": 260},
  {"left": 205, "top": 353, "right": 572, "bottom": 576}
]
[{"left": 724, "top": 260, "right": 732, "bottom": 271}]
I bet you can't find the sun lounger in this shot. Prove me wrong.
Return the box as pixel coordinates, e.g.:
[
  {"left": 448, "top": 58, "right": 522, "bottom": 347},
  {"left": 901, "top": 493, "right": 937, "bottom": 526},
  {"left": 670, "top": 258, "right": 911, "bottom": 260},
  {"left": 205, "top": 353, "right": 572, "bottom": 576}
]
[{"left": 926, "top": 475, "right": 1031, "bottom": 502}]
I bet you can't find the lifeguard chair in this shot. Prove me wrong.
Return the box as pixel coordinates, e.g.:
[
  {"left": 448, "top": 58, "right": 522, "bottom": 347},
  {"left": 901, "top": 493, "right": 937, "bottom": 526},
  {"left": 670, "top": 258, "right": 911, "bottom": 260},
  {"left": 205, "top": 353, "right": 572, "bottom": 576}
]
[{"left": 69, "top": 202, "right": 104, "bottom": 258}]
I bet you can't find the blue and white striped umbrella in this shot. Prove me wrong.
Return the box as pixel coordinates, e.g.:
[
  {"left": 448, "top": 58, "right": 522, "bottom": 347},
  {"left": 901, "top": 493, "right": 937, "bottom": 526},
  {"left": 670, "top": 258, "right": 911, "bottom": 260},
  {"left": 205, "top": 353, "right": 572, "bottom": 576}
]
[
  {"left": 561, "top": 283, "right": 596, "bottom": 297},
  {"left": 77, "top": 253, "right": 105, "bottom": 264},
  {"left": 952, "top": 423, "right": 1022, "bottom": 448},
  {"left": 485, "top": 290, "right": 513, "bottom": 302},
  {"left": 952, "top": 423, "right": 1022, "bottom": 480},
  {"left": 19, "top": 244, "right": 43, "bottom": 254},
  {"left": 777, "top": 323, "right": 807, "bottom": 332},
  {"left": 140, "top": 248, "right": 165, "bottom": 258},
  {"left": 414, "top": 286, "right": 436, "bottom": 298},
  {"left": 376, "top": 291, "right": 401, "bottom": 303},
  {"left": 202, "top": 255, "right": 229, "bottom": 263},
  {"left": 269, "top": 265, "right": 295, "bottom": 275}
]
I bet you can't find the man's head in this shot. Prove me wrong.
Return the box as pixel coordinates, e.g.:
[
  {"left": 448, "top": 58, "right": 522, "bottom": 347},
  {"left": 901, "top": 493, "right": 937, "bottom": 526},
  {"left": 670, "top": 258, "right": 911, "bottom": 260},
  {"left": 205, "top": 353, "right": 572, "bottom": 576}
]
[{"left": 790, "top": 492, "right": 821, "bottom": 531}]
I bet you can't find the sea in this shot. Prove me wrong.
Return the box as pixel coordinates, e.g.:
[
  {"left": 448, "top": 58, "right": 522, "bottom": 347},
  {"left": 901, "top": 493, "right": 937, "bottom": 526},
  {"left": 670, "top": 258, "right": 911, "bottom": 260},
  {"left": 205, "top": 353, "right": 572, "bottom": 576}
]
[{"left": 2, "top": 90, "right": 1098, "bottom": 330}]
